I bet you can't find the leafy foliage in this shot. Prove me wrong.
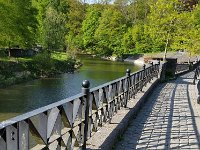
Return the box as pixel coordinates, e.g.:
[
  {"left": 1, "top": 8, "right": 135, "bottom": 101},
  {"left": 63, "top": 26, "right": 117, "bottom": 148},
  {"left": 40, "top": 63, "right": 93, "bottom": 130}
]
[
  {"left": 0, "top": 0, "right": 200, "bottom": 56},
  {"left": 94, "top": 7, "right": 126, "bottom": 56},
  {"left": 82, "top": 5, "right": 102, "bottom": 53},
  {"left": 0, "top": 0, "right": 38, "bottom": 48}
]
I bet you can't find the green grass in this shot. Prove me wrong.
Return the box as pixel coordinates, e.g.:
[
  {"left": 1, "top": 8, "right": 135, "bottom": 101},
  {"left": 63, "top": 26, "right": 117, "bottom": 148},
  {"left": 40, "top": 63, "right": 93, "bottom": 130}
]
[
  {"left": 0, "top": 57, "right": 33, "bottom": 63},
  {"left": 0, "top": 57, "right": 10, "bottom": 62},
  {"left": 51, "top": 52, "right": 69, "bottom": 61},
  {"left": 0, "top": 52, "right": 69, "bottom": 63}
]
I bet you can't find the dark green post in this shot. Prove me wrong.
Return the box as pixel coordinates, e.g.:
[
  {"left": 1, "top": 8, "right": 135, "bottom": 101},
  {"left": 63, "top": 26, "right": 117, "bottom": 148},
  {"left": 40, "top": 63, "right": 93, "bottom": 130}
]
[
  {"left": 125, "top": 69, "right": 131, "bottom": 107},
  {"left": 82, "top": 80, "right": 90, "bottom": 150}
]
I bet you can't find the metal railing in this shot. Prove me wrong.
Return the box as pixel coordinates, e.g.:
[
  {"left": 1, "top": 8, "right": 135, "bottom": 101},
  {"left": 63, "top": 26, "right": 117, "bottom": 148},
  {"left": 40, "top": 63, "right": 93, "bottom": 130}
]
[
  {"left": 175, "top": 61, "right": 200, "bottom": 75},
  {"left": 193, "top": 65, "right": 200, "bottom": 104},
  {"left": 175, "top": 64, "right": 190, "bottom": 74},
  {"left": 193, "top": 66, "right": 200, "bottom": 85},
  {"left": 0, "top": 63, "right": 160, "bottom": 150}
]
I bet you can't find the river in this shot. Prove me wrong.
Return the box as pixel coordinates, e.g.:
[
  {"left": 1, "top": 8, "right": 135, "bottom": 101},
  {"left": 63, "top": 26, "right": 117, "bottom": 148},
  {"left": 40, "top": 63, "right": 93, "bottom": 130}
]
[{"left": 0, "top": 55, "right": 141, "bottom": 122}]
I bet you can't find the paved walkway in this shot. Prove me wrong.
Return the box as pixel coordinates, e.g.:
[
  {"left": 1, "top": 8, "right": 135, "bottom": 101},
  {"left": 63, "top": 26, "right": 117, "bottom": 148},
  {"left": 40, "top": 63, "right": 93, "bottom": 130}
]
[{"left": 115, "top": 72, "right": 200, "bottom": 149}]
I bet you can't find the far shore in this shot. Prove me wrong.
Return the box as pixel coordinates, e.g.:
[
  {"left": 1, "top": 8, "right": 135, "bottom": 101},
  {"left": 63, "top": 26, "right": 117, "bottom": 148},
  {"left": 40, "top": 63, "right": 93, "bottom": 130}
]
[{"left": 124, "top": 51, "right": 200, "bottom": 66}]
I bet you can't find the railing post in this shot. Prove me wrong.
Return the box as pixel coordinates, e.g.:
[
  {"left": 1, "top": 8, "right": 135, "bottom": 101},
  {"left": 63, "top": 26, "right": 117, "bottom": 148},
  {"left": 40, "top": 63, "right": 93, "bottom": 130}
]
[
  {"left": 160, "top": 62, "right": 167, "bottom": 82},
  {"left": 156, "top": 63, "right": 159, "bottom": 75},
  {"left": 142, "top": 64, "right": 146, "bottom": 90},
  {"left": 157, "top": 61, "right": 160, "bottom": 78},
  {"left": 143, "top": 64, "right": 146, "bottom": 70},
  {"left": 193, "top": 69, "right": 197, "bottom": 85},
  {"left": 125, "top": 69, "right": 131, "bottom": 107},
  {"left": 126, "top": 68, "right": 131, "bottom": 77},
  {"left": 189, "top": 62, "right": 194, "bottom": 71},
  {"left": 197, "top": 73, "right": 200, "bottom": 104},
  {"left": 151, "top": 62, "right": 154, "bottom": 79},
  {"left": 82, "top": 80, "right": 90, "bottom": 150},
  {"left": 193, "top": 66, "right": 200, "bottom": 85}
]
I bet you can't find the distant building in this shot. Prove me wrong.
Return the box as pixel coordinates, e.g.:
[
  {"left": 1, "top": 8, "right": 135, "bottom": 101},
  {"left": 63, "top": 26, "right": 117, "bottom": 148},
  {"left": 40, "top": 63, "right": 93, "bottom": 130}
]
[{"left": 7, "top": 48, "right": 38, "bottom": 57}]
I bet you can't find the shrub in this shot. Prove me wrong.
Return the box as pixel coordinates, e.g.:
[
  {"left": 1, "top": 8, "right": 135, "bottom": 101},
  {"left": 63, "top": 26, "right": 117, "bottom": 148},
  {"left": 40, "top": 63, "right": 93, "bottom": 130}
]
[{"left": 29, "top": 52, "right": 55, "bottom": 77}]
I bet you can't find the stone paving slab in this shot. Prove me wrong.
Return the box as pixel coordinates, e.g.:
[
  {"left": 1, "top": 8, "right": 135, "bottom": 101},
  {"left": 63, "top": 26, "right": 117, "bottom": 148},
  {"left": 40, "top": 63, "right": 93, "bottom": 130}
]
[{"left": 115, "top": 71, "right": 200, "bottom": 150}]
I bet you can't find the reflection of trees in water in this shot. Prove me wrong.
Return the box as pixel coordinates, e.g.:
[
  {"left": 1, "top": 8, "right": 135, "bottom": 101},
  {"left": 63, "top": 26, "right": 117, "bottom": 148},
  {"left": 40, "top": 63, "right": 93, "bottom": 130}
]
[{"left": 0, "top": 56, "right": 140, "bottom": 121}]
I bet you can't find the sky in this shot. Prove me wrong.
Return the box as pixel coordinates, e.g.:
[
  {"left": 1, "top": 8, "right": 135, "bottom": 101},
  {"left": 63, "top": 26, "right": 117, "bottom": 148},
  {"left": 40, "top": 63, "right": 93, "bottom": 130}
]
[
  {"left": 85, "top": 0, "right": 114, "bottom": 4},
  {"left": 85, "top": 0, "right": 100, "bottom": 4}
]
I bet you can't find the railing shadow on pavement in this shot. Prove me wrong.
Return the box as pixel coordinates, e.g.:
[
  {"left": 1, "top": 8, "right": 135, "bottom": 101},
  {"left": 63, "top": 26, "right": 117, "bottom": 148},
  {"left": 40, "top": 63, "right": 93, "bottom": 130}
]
[
  {"left": 114, "top": 72, "right": 200, "bottom": 149},
  {"left": 113, "top": 83, "right": 166, "bottom": 149},
  {"left": 114, "top": 82, "right": 177, "bottom": 149}
]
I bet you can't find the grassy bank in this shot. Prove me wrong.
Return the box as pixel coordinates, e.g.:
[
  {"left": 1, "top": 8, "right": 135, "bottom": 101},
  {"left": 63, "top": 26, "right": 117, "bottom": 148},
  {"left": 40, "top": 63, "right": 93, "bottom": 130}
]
[{"left": 0, "top": 52, "right": 81, "bottom": 88}]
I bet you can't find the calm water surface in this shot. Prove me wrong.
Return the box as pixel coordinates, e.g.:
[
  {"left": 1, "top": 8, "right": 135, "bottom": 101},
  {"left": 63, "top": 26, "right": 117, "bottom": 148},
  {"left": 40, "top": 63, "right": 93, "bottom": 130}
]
[{"left": 0, "top": 55, "right": 141, "bottom": 121}]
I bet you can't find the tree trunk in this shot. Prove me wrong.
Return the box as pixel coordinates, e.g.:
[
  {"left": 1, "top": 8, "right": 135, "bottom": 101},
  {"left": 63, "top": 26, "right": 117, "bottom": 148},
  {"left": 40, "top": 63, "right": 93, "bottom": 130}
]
[
  {"left": 188, "top": 52, "right": 191, "bottom": 63},
  {"left": 163, "top": 33, "right": 170, "bottom": 62},
  {"left": 8, "top": 41, "right": 11, "bottom": 57}
]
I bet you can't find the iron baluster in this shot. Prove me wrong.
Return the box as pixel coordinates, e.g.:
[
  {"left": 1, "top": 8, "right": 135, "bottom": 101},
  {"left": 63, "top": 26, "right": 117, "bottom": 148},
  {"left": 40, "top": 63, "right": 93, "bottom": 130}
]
[{"left": 82, "top": 80, "right": 90, "bottom": 150}]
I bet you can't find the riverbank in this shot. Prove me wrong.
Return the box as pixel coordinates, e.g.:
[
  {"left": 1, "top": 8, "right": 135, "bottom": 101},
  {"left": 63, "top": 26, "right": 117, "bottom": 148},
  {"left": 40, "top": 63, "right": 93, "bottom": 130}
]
[
  {"left": 0, "top": 52, "right": 81, "bottom": 88},
  {"left": 124, "top": 54, "right": 144, "bottom": 65}
]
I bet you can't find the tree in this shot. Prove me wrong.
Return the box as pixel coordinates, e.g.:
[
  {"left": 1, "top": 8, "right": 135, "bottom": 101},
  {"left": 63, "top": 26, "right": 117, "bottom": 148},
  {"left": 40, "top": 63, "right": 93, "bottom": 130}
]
[
  {"left": 145, "top": 0, "right": 200, "bottom": 57},
  {"left": 33, "top": 0, "right": 68, "bottom": 51},
  {"left": 82, "top": 5, "right": 102, "bottom": 53},
  {"left": 173, "top": 4, "right": 200, "bottom": 55},
  {"left": 43, "top": 6, "right": 67, "bottom": 50},
  {"left": 32, "top": 0, "right": 49, "bottom": 47},
  {"left": 0, "top": 0, "right": 38, "bottom": 48},
  {"left": 65, "top": 0, "right": 85, "bottom": 55},
  {"left": 122, "top": 23, "right": 154, "bottom": 54},
  {"left": 146, "top": 0, "right": 181, "bottom": 60},
  {"left": 95, "top": 7, "right": 127, "bottom": 56}
]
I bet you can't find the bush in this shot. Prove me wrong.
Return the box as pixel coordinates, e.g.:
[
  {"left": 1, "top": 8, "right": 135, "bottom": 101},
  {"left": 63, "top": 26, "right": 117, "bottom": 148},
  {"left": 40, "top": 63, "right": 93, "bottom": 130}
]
[
  {"left": 54, "top": 58, "right": 76, "bottom": 73},
  {"left": 0, "top": 52, "right": 77, "bottom": 88},
  {"left": 4, "top": 77, "right": 16, "bottom": 86},
  {"left": 0, "top": 49, "right": 8, "bottom": 57},
  {"left": 28, "top": 52, "right": 55, "bottom": 77},
  {"left": 0, "top": 61, "right": 15, "bottom": 77},
  {"left": 26, "top": 52, "right": 76, "bottom": 77}
]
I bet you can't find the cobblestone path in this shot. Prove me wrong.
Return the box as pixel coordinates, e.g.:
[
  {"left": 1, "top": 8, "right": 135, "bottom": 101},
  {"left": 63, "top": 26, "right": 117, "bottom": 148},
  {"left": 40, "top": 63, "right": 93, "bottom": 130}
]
[{"left": 115, "top": 72, "right": 200, "bottom": 149}]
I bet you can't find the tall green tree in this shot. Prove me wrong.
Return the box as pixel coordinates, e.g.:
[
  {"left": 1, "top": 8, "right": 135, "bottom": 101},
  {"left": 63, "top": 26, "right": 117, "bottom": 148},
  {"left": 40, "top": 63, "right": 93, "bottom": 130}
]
[
  {"left": 122, "top": 23, "right": 153, "bottom": 54},
  {"left": 43, "top": 6, "right": 67, "bottom": 50},
  {"left": 95, "top": 7, "right": 126, "bottom": 56},
  {"left": 0, "top": 0, "right": 38, "bottom": 48},
  {"left": 33, "top": 0, "right": 68, "bottom": 51},
  {"left": 173, "top": 5, "right": 200, "bottom": 55},
  {"left": 82, "top": 5, "right": 102, "bottom": 53},
  {"left": 65, "top": 0, "right": 85, "bottom": 56},
  {"left": 146, "top": 0, "right": 181, "bottom": 59},
  {"left": 32, "top": 0, "right": 49, "bottom": 46}
]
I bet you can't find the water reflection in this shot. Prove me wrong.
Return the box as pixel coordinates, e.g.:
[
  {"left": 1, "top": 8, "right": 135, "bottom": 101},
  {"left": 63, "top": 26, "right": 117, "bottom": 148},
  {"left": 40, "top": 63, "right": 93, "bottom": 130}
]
[{"left": 0, "top": 55, "right": 141, "bottom": 121}]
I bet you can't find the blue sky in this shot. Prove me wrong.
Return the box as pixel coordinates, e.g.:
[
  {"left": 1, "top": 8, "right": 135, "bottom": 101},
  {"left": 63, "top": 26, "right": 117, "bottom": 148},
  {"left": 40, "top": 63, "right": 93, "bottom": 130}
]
[
  {"left": 85, "top": 0, "right": 114, "bottom": 4},
  {"left": 85, "top": 0, "right": 101, "bottom": 4},
  {"left": 85, "top": 0, "right": 95, "bottom": 4}
]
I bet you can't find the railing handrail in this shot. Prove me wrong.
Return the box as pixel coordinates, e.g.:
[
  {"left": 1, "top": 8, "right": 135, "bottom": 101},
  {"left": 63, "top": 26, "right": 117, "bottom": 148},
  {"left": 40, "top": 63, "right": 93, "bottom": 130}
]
[
  {"left": 0, "top": 93, "right": 84, "bottom": 129},
  {"left": 175, "top": 61, "right": 200, "bottom": 74},
  {"left": 90, "top": 67, "right": 152, "bottom": 92}
]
